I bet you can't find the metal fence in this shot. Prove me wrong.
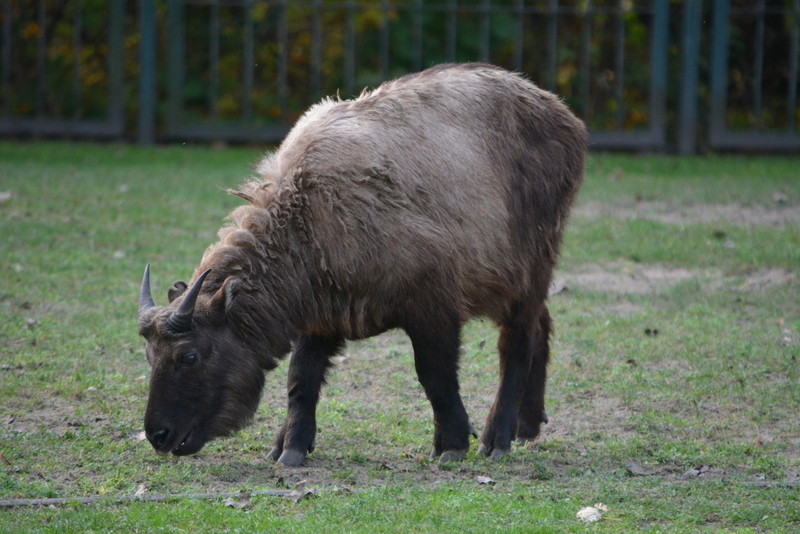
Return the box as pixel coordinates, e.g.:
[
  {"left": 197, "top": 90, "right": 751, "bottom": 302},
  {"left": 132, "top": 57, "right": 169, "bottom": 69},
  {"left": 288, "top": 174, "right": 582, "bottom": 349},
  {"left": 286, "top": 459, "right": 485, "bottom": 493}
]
[
  {"left": 0, "top": 0, "right": 125, "bottom": 138},
  {"left": 706, "top": 0, "right": 800, "bottom": 150},
  {"left": 2, "top": 0, "right": 799, "bottom": 152}
]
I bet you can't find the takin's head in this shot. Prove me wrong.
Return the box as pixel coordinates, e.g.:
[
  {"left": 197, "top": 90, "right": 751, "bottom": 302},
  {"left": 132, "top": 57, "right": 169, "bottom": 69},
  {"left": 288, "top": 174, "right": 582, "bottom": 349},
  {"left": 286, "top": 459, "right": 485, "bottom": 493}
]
[{"left": 137, "top": 265, "right": 266, "bottom": 456}]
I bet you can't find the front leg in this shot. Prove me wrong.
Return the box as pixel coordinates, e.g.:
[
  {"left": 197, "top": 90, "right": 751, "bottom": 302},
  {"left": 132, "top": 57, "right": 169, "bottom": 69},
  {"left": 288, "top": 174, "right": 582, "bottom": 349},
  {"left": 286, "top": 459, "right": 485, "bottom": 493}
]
[{"left": 267, "top": 334, "right": 343, "bottom": 466}]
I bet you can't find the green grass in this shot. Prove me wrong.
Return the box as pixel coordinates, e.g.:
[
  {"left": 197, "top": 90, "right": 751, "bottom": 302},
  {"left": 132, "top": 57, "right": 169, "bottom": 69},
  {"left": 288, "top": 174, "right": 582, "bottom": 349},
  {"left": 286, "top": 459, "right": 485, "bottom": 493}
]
[{"left": 1, "top": 142, "right": 798, "bottom": 532}]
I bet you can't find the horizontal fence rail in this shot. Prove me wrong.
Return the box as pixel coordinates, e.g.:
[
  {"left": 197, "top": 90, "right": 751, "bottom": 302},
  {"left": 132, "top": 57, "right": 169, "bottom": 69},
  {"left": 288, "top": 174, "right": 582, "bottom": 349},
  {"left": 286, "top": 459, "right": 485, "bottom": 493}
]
[{"left": 1, "top": 0, "right": 799, "bottom": 152}]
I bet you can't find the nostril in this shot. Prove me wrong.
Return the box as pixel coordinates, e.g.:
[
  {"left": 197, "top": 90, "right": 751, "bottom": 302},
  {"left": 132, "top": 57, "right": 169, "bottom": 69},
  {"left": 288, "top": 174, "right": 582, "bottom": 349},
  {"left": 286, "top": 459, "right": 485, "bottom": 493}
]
[{"left": 149, "top": 428, "right": 170, "bottom": 449}]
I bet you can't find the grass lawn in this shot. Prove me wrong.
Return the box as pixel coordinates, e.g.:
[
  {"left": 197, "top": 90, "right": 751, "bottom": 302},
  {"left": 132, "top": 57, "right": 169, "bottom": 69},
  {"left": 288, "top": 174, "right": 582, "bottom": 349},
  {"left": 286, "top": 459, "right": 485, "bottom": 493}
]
[{"left": 1, "top": 142, "right": 798, "bottom": 533}]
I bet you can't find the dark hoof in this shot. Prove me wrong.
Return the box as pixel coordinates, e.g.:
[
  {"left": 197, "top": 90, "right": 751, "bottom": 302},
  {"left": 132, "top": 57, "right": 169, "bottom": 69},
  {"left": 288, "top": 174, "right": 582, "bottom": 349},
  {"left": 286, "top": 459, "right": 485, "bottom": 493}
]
[
  {"left": 266, "top": 447, "right": 281, "bottom": 462},
  {"left": 439, "top": 450, "right": 467, "bottom": 463},
  {"left": 490, "top": 448, "right": 510, "bottom": 461},
  {"left": 275, "top": 449, "right": 306, "bottom": 467},
  {"left": 468, "top": 422, "right": 478, "bottom": 439},
  {"left": 477, "top": 444, "right": 509, "bottom": 461}
]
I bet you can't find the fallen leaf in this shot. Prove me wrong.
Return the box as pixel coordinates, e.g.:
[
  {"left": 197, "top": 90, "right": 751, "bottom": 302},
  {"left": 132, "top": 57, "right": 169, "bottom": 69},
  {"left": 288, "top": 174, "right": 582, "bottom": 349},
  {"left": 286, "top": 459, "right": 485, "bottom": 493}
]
[
  {"left": 223, "top": 496, "right": 249, "bottom": 509},
  {"left": 476, "top": 476, "right": 495, "bottom": 485},
  {"left": 682, "top": 464, "right": 719, "bottom": 480},
  {"left": 626, "top": 461, "right": 651, "bottom": 476},
  {"left": 576, "top": 506, "right": 603, "bottom": 522},
  {"left": 134, "top": 484, "right": 147, "bottom": 497},
  {"left": 549, "top": 279, "right": 568, "bottom": 296},
  {"left": 773, "top": 191, "right": 789, "bottom": 205},
  {"left": 285, "top": 480, "right": 315, "bottom": 503},
  {"left": 129, "top": 431, "right": 147, "bottom": 442},
  {"left": 0, "top": 191, "right": 12, "bottom": 203}
]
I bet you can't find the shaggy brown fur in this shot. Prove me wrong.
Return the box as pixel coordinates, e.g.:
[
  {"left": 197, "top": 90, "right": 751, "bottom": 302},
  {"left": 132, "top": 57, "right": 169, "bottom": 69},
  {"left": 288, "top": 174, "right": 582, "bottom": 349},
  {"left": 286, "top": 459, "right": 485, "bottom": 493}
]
[{"left": 138, "top": 63, "right": 586, "bottom": 465}]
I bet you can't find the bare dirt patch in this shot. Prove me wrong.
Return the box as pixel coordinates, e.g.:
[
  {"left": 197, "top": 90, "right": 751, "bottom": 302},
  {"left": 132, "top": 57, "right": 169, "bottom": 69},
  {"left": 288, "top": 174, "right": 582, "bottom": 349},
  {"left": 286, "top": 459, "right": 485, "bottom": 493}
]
[
  {"left": 551, "top": 263, "right": 795, "bottom": 295},
  {"left": 552, "top": 263, "right": 696, "bottom": 294},
  {"left": 575, "top": 201, "right": 800, "bottom": 227}
]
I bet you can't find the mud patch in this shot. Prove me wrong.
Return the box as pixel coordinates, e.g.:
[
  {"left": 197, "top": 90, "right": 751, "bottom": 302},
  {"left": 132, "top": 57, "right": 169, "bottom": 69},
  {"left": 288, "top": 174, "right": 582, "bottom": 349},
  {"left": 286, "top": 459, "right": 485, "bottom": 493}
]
[{"left": 576, "top": 201, "right": 800, "bottom": 227}]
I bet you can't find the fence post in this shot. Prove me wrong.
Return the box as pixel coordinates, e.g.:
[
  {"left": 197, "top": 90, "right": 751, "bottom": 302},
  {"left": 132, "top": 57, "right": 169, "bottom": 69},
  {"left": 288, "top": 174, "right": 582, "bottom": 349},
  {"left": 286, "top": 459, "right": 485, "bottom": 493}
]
[
  {"left": 108, "top": 0, "right": 124, "bottom": 131},
  {"left": 709, "top": 0, "right": 730, "bottom": 145},
  {"left": 649, "top": 0, "right": 669, "bottom": 149},
  {"left": 138, "top": 0, "right": 157, "bottom": 145},
  {"left": 678, "top": 0, "right": 702, "bottom": 154}
]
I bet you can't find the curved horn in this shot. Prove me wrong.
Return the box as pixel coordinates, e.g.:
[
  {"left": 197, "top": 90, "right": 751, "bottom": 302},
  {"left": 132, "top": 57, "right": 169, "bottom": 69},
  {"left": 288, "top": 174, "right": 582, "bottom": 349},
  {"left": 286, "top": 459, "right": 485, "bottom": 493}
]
[
  {"left": 139, "top": 264, "right": 156, "bottom": 315},
  {"left": 166, "top": 269, "right": 212, "bottom": 334}
]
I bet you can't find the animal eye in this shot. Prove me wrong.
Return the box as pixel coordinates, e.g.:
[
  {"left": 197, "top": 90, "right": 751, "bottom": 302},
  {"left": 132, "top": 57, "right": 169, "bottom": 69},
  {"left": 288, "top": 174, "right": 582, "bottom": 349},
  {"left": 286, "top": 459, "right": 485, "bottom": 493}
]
[{"left": 181, "top": 353, "right": 198, "bottom": 367}]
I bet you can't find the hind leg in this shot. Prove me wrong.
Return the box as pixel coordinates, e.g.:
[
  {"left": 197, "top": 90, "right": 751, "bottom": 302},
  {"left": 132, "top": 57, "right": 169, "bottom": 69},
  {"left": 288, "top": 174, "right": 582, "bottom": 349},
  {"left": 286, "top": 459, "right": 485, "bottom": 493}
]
[
  {"left": 405, "top": 314, "right": 474, "bottom": 463},
  {"left": 515, "top": 308, "right": 551, "bottom": 443},
  {"left": 479, "top": 304, "right": 550, "bottom": 460}
]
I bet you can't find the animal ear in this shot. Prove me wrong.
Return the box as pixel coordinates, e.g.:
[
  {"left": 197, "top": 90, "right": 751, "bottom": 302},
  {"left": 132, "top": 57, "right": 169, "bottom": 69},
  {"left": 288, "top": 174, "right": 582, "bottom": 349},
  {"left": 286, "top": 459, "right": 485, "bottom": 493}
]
[
  {"left": 210, "top": 276, "right": 240, "bottom": 313},
  {"left": 168, "top": 281, "right": 188, "bottom": 303}
]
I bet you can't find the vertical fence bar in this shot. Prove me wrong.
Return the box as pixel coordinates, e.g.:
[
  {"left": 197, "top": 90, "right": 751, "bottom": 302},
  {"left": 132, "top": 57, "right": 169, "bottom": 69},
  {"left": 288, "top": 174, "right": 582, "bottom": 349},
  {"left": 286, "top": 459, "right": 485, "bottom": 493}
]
[
  {"left": 710, "top": 0, "right": 730, "bottom": 141},
  {"left": 480, "top": 0, "right": 490, "bottom": 62},
  {"left": 72, "top": 0, "right": 82, "bottom": 119},
  {"left": 447, "top": 0, "right": 456, "bottom": 62},
  {"left": 209, "top": 1, "right": 220, "bottom": 120},
  {"left": 614, "top": 0, "right": 625, "bottom": 131},
  {"left": 138, "top": 0, "right": 156, "bottom": 145},
  {"left": 547, "top": 0, "right": 558, "bottom": 92},
  {"left": 648, "top": 0, "right": 668, "bottom": 147},
  {"left": 412, "top": 0, "right": 423, "bottom": 71},
  {"left": 412, "top": 0, "right": 422, "bottom": 72},
  {"left": 108, "top": 0, "right": 124, "bottom": 129},
  {"left": 513, "top": 0, "right": 523, "bottom": 71},
  {"left": 753, "top": 0, "right": 765, "bottom": 131},
  {"left": 678, "top": 0, "right": 702, "bottom": 154},
  {"left": 579, "top": 0, "right": 592, "bottom": 121},
  {"left": 789, "top": 0, "right": 799, "bottom": 130},
  {"left": 277, "top": 0, "right": 288, "bottom": 119},
  {"left": 311, "top": 0, "right": 321, "bottom": 102},
  {"left": 243, "top": 1, "right": 253, "bottom": 122},
  {"left": 37, "top": 0, "right": 46, "bottom": 117},
  {"left": 345, "top": 0, "right": 355, "bottom": 96},
  {"left": 167, "top": 0, "right": 184, "bottom": 133},
  {"left": 1, "top": 0, "right": 10, "bottom": 118},
  {"left": 380, "top": 0, "right": 389, "bottom": 80}
]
